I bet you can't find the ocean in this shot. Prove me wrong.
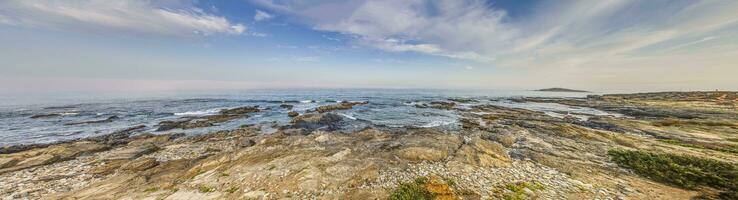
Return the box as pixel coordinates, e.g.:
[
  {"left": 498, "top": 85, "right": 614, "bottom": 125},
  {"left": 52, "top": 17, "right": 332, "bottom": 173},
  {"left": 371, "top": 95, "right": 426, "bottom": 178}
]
[{"left": 0, "top": 89, "right": 617, "bottom": 146}]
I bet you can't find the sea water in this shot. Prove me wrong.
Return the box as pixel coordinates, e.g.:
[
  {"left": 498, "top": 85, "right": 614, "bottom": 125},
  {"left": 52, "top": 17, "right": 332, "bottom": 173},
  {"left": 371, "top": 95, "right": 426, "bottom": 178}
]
[{"left": 0, "top": 89, "right": 616, "bottom": 146}]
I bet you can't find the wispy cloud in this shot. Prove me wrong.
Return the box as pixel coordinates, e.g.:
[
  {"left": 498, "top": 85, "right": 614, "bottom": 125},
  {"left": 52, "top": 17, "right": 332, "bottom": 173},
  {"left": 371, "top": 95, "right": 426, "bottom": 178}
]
[
  {"left": 249, "top": 0, "right": 738, "bottom": 88},
  {"left": 0, "top": 0, "right": 246, "bottom": 37},
  {"left": 253, "top": 0, "right": 738, "bottom": 66},
  {"left": 254, "top": 9, "right": 275, "bottom": 22}
]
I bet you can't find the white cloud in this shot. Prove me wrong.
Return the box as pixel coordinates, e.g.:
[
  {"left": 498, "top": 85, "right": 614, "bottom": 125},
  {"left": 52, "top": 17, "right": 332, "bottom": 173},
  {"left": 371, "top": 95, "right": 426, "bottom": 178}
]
[
  {"left": 254, "top": 10, "right": 275, "bottom": 21},
  {"left": 253, "top": 0, "right": 738, "bottom": 65},
  {"left": 247, "top": 0, "right": 738, "bottom": 89},
  {"left": 0, "top": 0, "right": 245, "bottom": 37}
]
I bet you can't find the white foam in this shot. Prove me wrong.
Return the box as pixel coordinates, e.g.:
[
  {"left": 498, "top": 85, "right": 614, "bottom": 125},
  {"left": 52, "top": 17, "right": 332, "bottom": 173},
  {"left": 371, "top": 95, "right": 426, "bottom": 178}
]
[
  {"left": 58, "top": 112, "right": 79, "bottom": 116},
  {"left": 419, "top": 120, "right": 455, "bottom": 128},
  {"left": 339, "top": 113, "right": 357, "bottom": 120},
  {"left": 174, "top": 108, "right": 222, "bottom": 116}
]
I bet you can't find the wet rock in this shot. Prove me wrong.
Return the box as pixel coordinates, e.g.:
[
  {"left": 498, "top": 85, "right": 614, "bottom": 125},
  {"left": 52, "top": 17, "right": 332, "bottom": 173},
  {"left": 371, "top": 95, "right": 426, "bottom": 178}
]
[
  {"left": 156, "top": 106, "right": 260, "bottom": 131},
  {"left": 460, "top": 118, "right": 481, "bottom": 130},
  {"left": 64, "top": 116, "right": 119, "bottom": 125},
  {"left": 315, "top": 101, "right": 368, "bottom": 113},
  {"left": 239, "top": 139, "right": 256, "bottom": 148},
  {"left": 288, "top": 111, "right": 299, "bottom": 117},
  {"left": 121, "top": 158, "right": 158, "bottom": 171},
  {"left": 448, "top": 98, "right": 478, "bottom": 103},
  {"left": 1, "top": 143, "right": 51, "bottom": 154},
  {"left": 429, "top": 101, "right": 456, "bottom": 110},
  {"left": 220, "top": 106, "right": 260, "bottom": 115},
  {"left": 86, "top": 125, "right": 145, "bottom": 146},
  {"left": 43, "top": 105, "right": 77, "bottom": 110},
  {"left": 30, "top": 113, "right": 61, "bottom": 119},
  {"left": 156, "top": 120, "right": 192, "bottom": 131},
  {"left": 280, "top": 104, "right": 294, "bottom": 109},
  {"left": 15, "top": 154, "right": 59, "bottom": 168},
  {"left": 569, "top": 118, "right": 627, "bottom": 133},
  {"left": 290, "top": 113, "right": 343, "bottom": 131}
]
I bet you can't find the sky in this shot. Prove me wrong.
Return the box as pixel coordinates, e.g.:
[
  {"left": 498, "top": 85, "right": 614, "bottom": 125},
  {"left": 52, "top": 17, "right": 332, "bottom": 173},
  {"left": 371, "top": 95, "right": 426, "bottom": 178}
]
[{"left": 1, "top": 0, "right": 737, "bottom": 94}]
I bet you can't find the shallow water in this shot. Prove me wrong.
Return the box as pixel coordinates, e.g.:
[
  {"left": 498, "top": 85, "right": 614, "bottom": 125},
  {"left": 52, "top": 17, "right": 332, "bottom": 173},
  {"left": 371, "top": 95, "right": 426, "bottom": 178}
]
[{"left": 0, "top": 89, "right": 618, "bottom": 146}]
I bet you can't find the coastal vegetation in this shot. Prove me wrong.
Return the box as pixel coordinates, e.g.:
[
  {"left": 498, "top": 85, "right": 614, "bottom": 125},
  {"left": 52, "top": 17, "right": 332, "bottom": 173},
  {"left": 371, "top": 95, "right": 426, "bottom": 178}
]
[{"left": 608, "top": 149, "right": 738, "bottom": 198}]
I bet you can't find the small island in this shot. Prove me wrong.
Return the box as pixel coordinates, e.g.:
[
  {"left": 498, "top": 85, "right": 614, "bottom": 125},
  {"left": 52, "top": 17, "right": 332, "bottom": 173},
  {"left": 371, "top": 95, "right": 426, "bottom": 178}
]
[{"left": 535, "top": 87, "right": 589, "bottom": 93}]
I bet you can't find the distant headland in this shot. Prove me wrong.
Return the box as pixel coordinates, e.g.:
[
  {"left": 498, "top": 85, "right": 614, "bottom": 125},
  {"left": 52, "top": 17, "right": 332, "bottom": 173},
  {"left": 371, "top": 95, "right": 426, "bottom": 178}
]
[{"left": 535, "top": 88, "right": 590, "bottom": 93}]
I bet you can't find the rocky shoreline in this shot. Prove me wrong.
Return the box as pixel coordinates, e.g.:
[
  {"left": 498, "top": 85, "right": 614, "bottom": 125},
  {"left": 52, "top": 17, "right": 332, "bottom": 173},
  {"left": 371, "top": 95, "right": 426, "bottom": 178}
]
[{"left": 1, "top": 91, "right": 737, "bottom": 199}]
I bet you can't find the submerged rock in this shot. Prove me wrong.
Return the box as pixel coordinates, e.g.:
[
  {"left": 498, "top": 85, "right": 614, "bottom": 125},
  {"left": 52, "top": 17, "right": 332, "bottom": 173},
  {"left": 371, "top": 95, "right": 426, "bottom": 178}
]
[
  {"left": 30, "top": 113, "right": 61, "bottom": 119},
  {"left": 315, "top": 101, "right": 368, "bottom": 113},
  {"left": 288, "top": 111, "right": 299, "bottom": 117},
  {"left": 65, "top": 116, "right": 119, "bottom": 125},
  {"left": 414, "top": 101, "right": 457, "bottom": 110},
  {"left": 280, "top": 104, "right": 294, "bottom": 109}
]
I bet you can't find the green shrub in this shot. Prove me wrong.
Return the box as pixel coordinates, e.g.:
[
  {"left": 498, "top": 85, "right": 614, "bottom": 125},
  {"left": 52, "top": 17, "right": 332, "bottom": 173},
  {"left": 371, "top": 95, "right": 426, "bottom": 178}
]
[
  {"left": 388, "top": 182, "right": 433, "bottom": 200},
  {"left": 608, "top": 149, "right": 738, "bottom": 191}
]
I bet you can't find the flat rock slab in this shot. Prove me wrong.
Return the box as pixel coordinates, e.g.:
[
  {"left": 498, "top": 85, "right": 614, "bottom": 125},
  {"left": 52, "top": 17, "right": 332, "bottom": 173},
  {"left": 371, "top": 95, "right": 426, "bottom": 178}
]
[
  {"left": 0, "top": 141, "right": 107, "bottom": 174},
  {"left": 121, "top": 158, "right": 159, "bottom": 171},
  {"left": 397, "top": 147, "right": 448, "bottom": 162},
  {"left": 104, "top": 144, "right": 159, "bottom": 161}
]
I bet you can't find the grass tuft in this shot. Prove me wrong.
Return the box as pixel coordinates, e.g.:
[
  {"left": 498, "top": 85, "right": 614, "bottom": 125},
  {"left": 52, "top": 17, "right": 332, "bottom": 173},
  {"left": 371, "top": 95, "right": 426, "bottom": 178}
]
[
  {"left": 198, "top": 185, "right": 215, "bottom": 193},
  {"left": 143, "top": 187, "right": 159, "bottom": 193},
  {"left": 226, "top": 186, "right": 239, "bottom": 193},
  {"left": 501, "top": 181, "right": 543, "bottom": 200}
]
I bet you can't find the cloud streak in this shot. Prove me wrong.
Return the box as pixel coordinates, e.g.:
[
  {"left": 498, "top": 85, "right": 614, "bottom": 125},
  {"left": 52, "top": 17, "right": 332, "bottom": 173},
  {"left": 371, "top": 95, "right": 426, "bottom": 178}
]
[
  {"left": 254, "top": 10, "right": 275, "bottom": 21},
  {"left": 0, "top": 0, "right": 246, "bottom": 37},
  {"left": 249, "top": 0, "right": 738, "bottom": 89},
  {"left": 253, "top": 0, "right": 738, "bottom": 65}
]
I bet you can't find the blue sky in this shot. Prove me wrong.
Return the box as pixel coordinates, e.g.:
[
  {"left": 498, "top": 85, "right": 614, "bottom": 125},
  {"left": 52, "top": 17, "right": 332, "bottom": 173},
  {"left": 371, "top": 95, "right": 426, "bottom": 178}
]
[{"left": 1, "top": 0, "right": 737, "bottom": 94}]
